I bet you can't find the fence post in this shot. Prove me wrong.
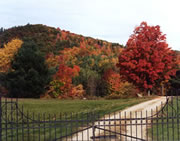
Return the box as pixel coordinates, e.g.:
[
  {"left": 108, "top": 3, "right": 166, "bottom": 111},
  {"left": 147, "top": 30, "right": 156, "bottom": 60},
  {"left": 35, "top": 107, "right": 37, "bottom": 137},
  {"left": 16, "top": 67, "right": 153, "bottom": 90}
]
[
  {"left": 92, "top": 124, "right": 96, "bottom": 141},
  {"left": 0, "top": 94, "right": 2, "bottom": 141}
]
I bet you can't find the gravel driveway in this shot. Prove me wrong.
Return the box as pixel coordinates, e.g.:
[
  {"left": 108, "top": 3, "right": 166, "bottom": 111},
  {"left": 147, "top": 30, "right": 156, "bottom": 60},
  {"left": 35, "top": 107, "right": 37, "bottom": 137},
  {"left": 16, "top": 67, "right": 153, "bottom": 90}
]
[{"left": 69, "top": 96, "right": 167, "bottom": 141}]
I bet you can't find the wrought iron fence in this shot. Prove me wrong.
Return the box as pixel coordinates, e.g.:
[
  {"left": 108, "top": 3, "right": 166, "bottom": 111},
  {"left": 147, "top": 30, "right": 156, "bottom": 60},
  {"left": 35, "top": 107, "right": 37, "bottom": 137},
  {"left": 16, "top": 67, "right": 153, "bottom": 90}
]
[{"left": 0, "top": 89, "right": 179, "bottom": 141}]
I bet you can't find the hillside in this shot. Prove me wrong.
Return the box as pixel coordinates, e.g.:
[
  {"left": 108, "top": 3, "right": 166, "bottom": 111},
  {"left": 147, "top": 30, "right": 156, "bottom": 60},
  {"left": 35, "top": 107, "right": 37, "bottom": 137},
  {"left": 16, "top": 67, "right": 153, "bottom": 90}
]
[
  {"left": 0, "top": 24, "right": 127, "bottom": 98},
  {"left": 0, "top": 24, "right": 123, "bottom": 53},
  {"left": 0, "top": 24, "right": 179, "bottom": 99}
]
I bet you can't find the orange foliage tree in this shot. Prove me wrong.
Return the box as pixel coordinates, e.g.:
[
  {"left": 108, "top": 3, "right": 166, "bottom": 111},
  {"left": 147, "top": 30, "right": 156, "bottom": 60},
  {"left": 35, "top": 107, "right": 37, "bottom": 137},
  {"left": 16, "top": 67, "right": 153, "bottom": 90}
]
[
  {"left": 103, "top": 69, "right": 122, "bottom": 94},
  {"left": 0, "top": 39, "right": 23, "bottom": 72},
  {"left": 50, "top": 63, "right": 82, "bottom": 98},
  {"left": 103, "top": 69, "right": 138, "bottom": 98}
]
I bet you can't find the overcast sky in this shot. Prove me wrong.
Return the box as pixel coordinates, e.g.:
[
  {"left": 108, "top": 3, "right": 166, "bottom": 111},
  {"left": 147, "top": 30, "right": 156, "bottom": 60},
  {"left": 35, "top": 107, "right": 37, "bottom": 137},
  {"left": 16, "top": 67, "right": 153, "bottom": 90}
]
[{"left": 0, "top": 0, "right": 180, "bottom": 50}]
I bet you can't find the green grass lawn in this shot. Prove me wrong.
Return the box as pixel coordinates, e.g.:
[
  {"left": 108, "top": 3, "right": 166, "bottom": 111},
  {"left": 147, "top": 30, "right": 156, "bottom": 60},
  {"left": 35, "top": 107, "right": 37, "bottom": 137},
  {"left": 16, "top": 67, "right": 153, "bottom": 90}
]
[
  {"left": 16, "top": 97, "right": 153, "bottom": 115},
  {"left": 149, "top": 96, "right": 180, "bottom": 141},
  {"left": 2, "top": 97, "right": 154, "bottom": 141}
]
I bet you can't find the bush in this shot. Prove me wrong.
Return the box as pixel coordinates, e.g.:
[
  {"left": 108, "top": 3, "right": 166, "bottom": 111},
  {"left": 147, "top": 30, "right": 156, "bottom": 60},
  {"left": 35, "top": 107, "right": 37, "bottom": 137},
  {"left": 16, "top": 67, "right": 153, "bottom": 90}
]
[
  {"left": 47, "top": 80, "right": 64, "bottom": 98},
  {"left": 105, "top": 82, "right": 138, "bottom": 99},
  {"left": 69, "top": 84, "right": 85, "bottom": 99}
]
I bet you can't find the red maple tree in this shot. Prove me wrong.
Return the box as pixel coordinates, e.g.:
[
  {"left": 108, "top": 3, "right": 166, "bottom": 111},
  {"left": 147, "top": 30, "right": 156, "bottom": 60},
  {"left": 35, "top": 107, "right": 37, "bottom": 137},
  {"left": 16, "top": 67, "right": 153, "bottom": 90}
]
[{"left": 117, "top": 22, "right": 177, "bottom": 94}]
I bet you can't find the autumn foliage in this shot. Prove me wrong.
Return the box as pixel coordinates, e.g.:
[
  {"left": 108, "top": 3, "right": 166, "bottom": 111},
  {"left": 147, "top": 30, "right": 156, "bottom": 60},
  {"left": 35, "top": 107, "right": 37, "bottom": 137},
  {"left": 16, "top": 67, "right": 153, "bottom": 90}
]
[
  {"left": 117, "top": 22, "right": 177, "bottom": 93},
  {"left": 50, "top": 64, "right": 81, "bottom": 98},
  {"left": 0, "top": 39, "right": 23, "bottom": 72},
  {"left": 0, "top": 24, "right": 125, "bottom": 98},
  {"left": 103, "top": 69, "right": 122, "bottom": 94},
  {"left": 103, "top": 69, "right": 138, "bottom": 98},
  {"left": 0, "top": 23, "right": 178, "bottom": 98}
]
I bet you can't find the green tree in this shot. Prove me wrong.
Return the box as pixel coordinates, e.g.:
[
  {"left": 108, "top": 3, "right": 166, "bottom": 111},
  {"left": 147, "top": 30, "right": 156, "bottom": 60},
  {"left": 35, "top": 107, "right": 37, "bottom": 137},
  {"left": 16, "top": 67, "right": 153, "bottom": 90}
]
[
  {"left": 0, "top": 27, "right": 4, "bottom": 35},
  {"left": 169, "top": 70, "right": 180, "bottom": 90},
  {"left": 72, "top": 68, "right": 108, "bottom": 97},
  {"left": 5, "top": 41, "right": 51, "bottom": 98}
]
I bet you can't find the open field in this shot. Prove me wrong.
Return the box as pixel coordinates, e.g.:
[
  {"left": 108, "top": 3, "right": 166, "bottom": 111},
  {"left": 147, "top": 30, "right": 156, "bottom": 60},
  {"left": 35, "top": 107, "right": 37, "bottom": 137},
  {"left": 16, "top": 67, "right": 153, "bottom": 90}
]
[{"left": 15, "top": 97, "right": 154, "bottom": 115}]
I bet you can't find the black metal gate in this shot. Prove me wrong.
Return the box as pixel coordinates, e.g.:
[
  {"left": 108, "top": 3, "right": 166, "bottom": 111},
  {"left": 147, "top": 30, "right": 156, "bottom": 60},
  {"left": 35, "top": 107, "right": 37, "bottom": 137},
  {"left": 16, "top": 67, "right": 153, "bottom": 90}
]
[
  {"left": 90, "top": 90, "right": 180, "bottom": 141},
  {"left": 0, "top": 90, "right": 179, "bottom": 141}
]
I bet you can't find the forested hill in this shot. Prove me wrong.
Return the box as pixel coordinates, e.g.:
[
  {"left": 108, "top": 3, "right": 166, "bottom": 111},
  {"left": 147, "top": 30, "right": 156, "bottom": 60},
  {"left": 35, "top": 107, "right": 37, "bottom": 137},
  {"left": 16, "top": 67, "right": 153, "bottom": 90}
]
[
  {"left": 0, "top": 24, "right": 126, "bottom": 98},
  {"left": 0, "top": 24, "right": 179, "bottom": 99},
  {"left": 0, "top": 24, "right": 123, "bottom": 53}
]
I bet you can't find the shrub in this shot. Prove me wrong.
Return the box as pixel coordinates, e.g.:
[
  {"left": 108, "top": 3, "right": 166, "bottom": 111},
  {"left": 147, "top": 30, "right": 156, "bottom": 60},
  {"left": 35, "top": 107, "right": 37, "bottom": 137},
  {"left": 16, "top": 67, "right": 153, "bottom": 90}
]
[
  {"left": 69, "top": 84, "right": 85, "bottom": 99},
  {"left": 105, "top": 82, "right": 138, "bottom": 99},
  {"left": 47, "top": 80, "right": 64, "bottom": 98}
]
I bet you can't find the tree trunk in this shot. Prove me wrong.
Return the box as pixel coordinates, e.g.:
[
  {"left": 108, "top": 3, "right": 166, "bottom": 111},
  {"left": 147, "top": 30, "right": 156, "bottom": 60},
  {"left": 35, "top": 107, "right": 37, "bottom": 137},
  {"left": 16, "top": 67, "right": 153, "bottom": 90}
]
[
  {"left": 162, "top": 84, "right": 165, "bottom": 96},
  {"left": 148, "top": 89, "right": 151, "bottom": 96}
]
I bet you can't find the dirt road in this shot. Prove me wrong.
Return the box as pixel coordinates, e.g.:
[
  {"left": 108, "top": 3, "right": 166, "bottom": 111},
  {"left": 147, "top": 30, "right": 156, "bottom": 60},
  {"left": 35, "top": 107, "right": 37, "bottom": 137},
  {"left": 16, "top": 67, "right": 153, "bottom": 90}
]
[
  {"left": 70, "top": 96, "right": 167, "bottom": 141},
  {"left": 120, "top": 96, "right": 167, "bottom": 141}
]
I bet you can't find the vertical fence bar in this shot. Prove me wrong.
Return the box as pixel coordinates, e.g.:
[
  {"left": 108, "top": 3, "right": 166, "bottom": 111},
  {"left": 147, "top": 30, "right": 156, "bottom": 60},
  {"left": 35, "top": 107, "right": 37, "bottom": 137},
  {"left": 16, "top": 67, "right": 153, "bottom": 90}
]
[
  {"left": 54, "top": 114, "right": 57, "bottom": 140},
  {"left": 161, "top": 102, "right": 164, "bottom": 141},
  {"left": 103, "top": 112, "right": 105, "bottom": 139},
  {"left": 16, "top": 98, "right": 18, "bottom": 141},
  {"left": 27, "top": 111, "right": 30, "bottom": 141},
  {"left": 156, "top": 106, "right": 159, "bottom": 141},
  {"left": 167, "top": 100, "right": 169, "bottom": 141},
  {"left": 70, "top": 113, "right": 73, "bottom": 141},
  {"left": 82, "top": 112, "right": 84, "bottom": 141},
  {"left": 125, "top": 111, "right": 127, "bottom": 141},
  {"left": 92, "top": 122, "right": 95, "bottom": 141},
  {"left": 22, "top": 105, "right": 24, "bottom": 141},
  {"left": 76, "top": 113, "right": 78, "bottom": 141},
  {"left": 43, "top": 113, "right": 46, "bottom": 141},
  {"left": 120, "top": 112, "right": 122, "bottom": 140},
  {"left": 151, "top": 109, "right": 153, "bottom": 141},
  {"left": 10, "top": 98, "right": 13, "bottom": 141},
  {"left": 87, "top": 112, "right": 89, "bottom": 140},
  {"left": 141, "top": 111, "right": 143, "bottom": 140},
  {"left": 114, "top": 112, "right": 116, "bottom": 140},
  {"left": 49, "top": 114, "right": 51, "bottom": 141},
  {"left": 146, "top": 110, "right": 148, "bottom": 141},
  {"left": 130, "top": 111, "right": 132, "bottom": 141},
  {"left": 172, "top": 96, "right": 175, "bottom": 141},
  {"left": 109, "top": 113, "right": 112, "bottom": 141},
  {"left": 32, "top": 112, "right": 35, "bottom": 141},
  {"left": 135, "top": 111, "right": 137, "bottom": 140},
  {"left": 38, "top": 113, "right": 40, "bottom": 141},
  {"left": 64, "top": 113, "right": 67, "bottom": 141},
  {"left": 5, "top": 98, "right": 7, "bottom": 141},
  {"left": 176, "top": 91, "right": 179, "bottom": 141},
  {"left": 98, "top": 112, "right": 100, "bottom": 139},
  {"left": 109, "top": 112, "right": 111, "bottom": 141}
]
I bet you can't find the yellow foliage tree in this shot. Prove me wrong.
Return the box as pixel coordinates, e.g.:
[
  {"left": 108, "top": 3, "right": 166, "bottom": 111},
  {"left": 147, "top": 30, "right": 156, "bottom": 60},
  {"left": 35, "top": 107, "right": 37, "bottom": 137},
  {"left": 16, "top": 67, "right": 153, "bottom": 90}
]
[{"left": 0, "top": 39, "right": 23, "bottom": 72}]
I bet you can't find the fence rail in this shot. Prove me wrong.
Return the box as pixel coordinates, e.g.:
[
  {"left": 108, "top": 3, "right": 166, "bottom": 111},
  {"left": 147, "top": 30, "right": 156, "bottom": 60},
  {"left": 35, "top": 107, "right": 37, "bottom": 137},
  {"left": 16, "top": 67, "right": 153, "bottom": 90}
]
[{"left": 0, "top": 89, "right": 179, "bottom": 141}]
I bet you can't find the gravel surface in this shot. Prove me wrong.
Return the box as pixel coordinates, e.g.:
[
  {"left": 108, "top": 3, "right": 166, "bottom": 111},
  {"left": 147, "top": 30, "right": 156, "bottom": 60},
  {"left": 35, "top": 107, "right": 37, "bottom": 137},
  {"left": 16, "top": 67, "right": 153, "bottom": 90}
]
[{"left": 70, "top": 96, "right": 167, "bottom": 141}]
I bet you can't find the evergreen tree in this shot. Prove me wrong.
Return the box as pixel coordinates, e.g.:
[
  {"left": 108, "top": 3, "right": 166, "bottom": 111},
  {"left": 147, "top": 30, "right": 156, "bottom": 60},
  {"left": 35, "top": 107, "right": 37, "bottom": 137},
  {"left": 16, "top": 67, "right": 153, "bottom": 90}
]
[{"left": 5, "top": 41, "right": 51, "bottom": 98}]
